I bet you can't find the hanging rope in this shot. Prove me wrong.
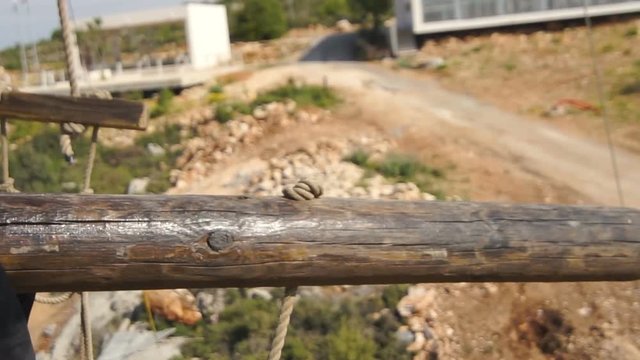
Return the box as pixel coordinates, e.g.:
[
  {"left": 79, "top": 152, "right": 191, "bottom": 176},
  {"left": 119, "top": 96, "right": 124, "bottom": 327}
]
[
  {"left": 57, "top": 0, "right": 85, "bottom": 163},
  {"left": 0, "top": 117, "right": 17, "bottom": 193},
  {"left": 268, "top": 179, "right": 323, "bottom": 360},
  {"left": 268, "top": 287, "right": 299, "bottom": 360},
  {"left": 55, "top": 1, "right": 104, "bottom": 355},
  {"left": 80, "top": 292, "right": 93, "bottom": 359},
  {"left": 581, "top": 1, "right": 625, "bottom": 206}
]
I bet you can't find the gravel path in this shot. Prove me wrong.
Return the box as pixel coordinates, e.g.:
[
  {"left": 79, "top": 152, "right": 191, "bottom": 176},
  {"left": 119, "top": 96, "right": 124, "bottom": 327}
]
[{"left": 243, "top": 62, "right": 640, "bottom": 207}]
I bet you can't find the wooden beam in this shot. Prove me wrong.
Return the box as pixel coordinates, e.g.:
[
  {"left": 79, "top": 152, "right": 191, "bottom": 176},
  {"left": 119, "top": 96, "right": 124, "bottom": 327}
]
[
  {"left": 0, "top": 92, "right": 147, "bottom": 130},
  {"left": 0, "top": 194, "right": 638, "bottom": 292}
]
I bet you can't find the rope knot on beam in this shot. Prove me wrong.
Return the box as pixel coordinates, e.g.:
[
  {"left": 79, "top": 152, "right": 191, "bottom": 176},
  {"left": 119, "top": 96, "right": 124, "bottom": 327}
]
[{"left": 282, "top": 179, "right": 323, "bottom": 201}]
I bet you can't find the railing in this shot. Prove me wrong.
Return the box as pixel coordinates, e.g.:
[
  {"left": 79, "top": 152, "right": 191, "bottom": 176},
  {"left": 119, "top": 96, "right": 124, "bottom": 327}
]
[
  {"left": 1, "top": 91, "right": 639, "bottom": 294},
  {"left": 0, "top": 194, "right": 638, "bottom": 292}
]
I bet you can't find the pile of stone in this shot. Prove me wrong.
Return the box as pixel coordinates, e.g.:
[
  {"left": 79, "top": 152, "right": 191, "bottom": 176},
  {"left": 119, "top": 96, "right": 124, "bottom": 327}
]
[
  {"left": 244, "top": 136, "right": 437, "bottom": 201},
  {"left": 395, "top": 285, "right": 455, "bottom": 359},
  {"left": 172, "top": 100, "right": 324, "bottom": 189},
  {"left": 395, "top": 283, "right": 499, "bottom": 359}
]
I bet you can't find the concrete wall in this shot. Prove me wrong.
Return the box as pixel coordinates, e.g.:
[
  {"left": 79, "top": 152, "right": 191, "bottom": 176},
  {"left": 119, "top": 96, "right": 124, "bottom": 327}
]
[
  {"left": 395, "top": 0, "right": 415, "bottom": 30},
  {"left": 186, "top": 3, "right": 231, "bottom": 69}
]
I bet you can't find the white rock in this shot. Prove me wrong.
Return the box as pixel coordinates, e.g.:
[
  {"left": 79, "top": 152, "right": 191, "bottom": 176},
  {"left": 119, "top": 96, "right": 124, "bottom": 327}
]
[
  {"left": 445, "top": 325, "right": 455, "bottom": 337},
  {"left": 43, "top": 324, "right": 57, "bottom": 337},
  {"left": 578, "top": 306, "right": 593, "bottom": 317},
  {"left": 380, "top": 184, "right": 395, "bottom": 196},
  {"left": 407, "top": 332, "right": 426, "bottom": 352},
  {"left": 336, "top": 19, "right": 353, "bottom": 32},
  {"left": 296, "top": 111, "right": 311, "bottom": 123},
  {"left": 247, "top": 288, "right": 273, "bottom": 301},
  {"left": 395, "top": 326, "right": 415, "bottom": 345},
  {"left": 415, "top": 57, "right": 446, "bottom": 69},
  {"left": 253, "top": 106, "right": 268, "bottom": 120},
  {"left": 127, "top": 177, "right": 150, "bottom": 194},
  {"left": 146, "top": 143, "right": 166, "bottom": 157},
  {"left": 484, "top": 283, "right": 499, "bottom": 295},
  {"left": 422, "top": 193, "right": 437, "bottom": 201},
  {"left": 285, "top": 99, "right": 297, "bottom": 114}
]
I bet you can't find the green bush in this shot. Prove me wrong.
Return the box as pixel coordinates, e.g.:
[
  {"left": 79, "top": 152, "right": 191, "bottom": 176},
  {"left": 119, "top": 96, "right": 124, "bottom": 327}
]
[
  {"left": 176, "top": 296, "right": 277, "bottom": 359},
  {"left": 150, "top": 88, "right": 175, "bottom": 118},
  {"left": 345, "top": 149, "right": 370, "bottom": 166},
  {"left": 233, "top": 0, "right": 287, "bottom": 41},
  {"left": 374, "top": 154, "right": 441, "bottom": 180},
  {"left": 381, "top": 284, "right": 409, "bottom": 309},
  {"left": 253, "top": 81, "right": 340, "bottom": 108},
  {"left": 316, "top": 0, "right": 351, "bottom": 25},
  {"left": 209, "top": 84, "right": 224, "bottom": 94},
  {"left": 215, "top": 103, "right": 235, "bottom": 123},
  {"left": 346, "top": 151, "right": 446, "bottom": 199},
  {"left": 2, "top": 123, "right": 182, "bottom": 194},
  {"left": 171, "top": 286, "right": 412, "bottom": 360},
  {"left": 0, "top": 45, "right": 22, "bottom": 70},
  {"left": 231, "top": 101, "right": 252, "bottom": 115},
  {"left": 624, "top": 26, "right": 638, "bottom": 38},
  {"left": 327, "top": 319, "right": 377, "bottom": 360},
  {"left": 348, "top": 0, "right": 392, "bottom": 29},
  {"left": 121, "top": 90, "right": 144, "bottom": 101}
]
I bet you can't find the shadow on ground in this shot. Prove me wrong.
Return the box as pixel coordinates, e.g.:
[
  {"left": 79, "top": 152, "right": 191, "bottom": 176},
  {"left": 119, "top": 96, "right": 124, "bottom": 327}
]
[{"left": 300, "top": 33, "right": 361, "bottom": 62}]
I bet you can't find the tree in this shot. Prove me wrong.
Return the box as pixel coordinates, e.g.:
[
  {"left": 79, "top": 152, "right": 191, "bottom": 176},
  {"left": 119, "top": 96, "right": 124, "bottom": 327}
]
[
  {"left": 327, "top": 319, "right": 377, "bottom": 360},
  {"left": 233, "top": 0, "right": 287, "bottom": 41},
  {"left": 316, "top": 0, "right": 350, "bottom": 25},
  {"left": 348, "top": 0, "right": 392, "bottom": 29}
]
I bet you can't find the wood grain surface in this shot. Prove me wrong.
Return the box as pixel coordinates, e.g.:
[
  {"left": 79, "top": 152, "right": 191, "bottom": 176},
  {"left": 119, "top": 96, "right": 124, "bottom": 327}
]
[{"left": 0, "top": 194, "right": 638, "bottom": 292}]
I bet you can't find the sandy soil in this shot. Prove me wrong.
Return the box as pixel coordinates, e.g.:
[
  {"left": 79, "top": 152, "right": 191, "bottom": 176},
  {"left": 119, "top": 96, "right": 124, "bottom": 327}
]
[
  {"left": 216, "top": 62, "right": 640, "bottom": 207},
  {"left": 408, "top": 18, "right": 640, "bottom": 155},
  {"left": 29, "top": 60, "right": 640, "bottom": 359},
  {"left": 176, "top": 62, "right": 640, "bottom": 359}
]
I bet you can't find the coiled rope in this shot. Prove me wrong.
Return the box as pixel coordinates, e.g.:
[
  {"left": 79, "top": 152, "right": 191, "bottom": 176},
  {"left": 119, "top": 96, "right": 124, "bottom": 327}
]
[
  {"left": 268, "top": 179, "right": 323, "bottom": 360},
  {"left": 34, "top": 292, "right": 74, "bottom": 305}
]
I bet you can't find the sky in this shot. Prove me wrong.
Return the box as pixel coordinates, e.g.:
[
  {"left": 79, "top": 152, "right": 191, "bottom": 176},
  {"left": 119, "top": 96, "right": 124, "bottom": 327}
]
[{"left": 0, "top": 0, "right": 185, "bottom": 49}]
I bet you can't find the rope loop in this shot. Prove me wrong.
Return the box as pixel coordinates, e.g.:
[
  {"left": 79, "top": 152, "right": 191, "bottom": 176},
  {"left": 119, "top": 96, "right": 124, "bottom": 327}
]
[
  {"left": 35, "top": 292, "right": 74, "bottom": 305},
  {"left": 268, "top": 179, "right": 324, "bottom": 360},
  {"left": 0, "top": 177, "right": 18, "bottom": 193},
  {"left": 282, "top": 179, "right": 323, "bottom": 201},
  {"left": 268, "top": 287, "right": 299, "bottom": 360}
]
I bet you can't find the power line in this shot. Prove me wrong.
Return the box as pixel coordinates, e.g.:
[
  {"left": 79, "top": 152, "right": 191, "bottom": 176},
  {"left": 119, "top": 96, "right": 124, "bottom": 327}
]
[{"left": 581, "top": 0, "right": 625, "bottom": 206}]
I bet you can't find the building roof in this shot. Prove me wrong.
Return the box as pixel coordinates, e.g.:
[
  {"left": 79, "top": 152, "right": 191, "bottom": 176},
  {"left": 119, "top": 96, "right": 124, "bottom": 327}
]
[{"left": 74, "top": 5, "right": 188, "bottom": 30}]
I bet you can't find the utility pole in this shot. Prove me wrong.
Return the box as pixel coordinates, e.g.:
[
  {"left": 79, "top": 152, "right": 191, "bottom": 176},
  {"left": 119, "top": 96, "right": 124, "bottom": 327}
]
[
  {"left": 13, "top": 3, "right": 29, "bottom": 84},
  {"left": 286, "top": 0, "right": 295, "bottom": 25}
]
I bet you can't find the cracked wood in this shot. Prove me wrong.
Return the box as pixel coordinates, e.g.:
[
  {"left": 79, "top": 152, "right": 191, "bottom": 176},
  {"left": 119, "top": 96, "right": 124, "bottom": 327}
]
[{"left": 0, "top": 194, "right": 638, "bottom": 292}]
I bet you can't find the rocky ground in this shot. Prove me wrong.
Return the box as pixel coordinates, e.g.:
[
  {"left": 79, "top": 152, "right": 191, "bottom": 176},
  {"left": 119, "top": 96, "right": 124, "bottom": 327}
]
[
  {"left": 29, "top": 59, "right": 640, "bottom": 359},
  {"left": 392, "top": 17, "right": 640, "bottom": 154}
]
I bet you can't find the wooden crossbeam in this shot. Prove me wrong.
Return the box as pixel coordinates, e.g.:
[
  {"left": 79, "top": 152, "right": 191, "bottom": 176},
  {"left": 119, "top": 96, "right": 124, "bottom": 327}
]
[
  {"left": 1, "top": 194, "right": 638, "bottom": 292},
  {"left": 0, "top": 92, "right": 147, "bottom": 130}
]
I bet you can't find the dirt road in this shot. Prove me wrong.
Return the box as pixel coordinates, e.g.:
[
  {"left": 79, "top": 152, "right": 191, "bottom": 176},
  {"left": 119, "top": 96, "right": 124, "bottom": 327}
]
[{"left": 239, "top": 62, "right": 640, "bottom": 207}]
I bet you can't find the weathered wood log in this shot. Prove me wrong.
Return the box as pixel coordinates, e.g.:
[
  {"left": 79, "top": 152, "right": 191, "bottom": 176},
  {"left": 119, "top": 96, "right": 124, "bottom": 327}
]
[
  {"left": 0, "top": 92, "right": 147, "bottom": 130},
  {"left": 0, "top": 194, "right": 638, "bottom": 292}
]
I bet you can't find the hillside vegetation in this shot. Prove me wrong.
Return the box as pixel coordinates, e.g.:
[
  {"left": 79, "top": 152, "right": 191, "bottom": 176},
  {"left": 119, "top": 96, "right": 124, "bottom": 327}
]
[{"left": 399, "top": 18, "right": 640, "bottom": 152}]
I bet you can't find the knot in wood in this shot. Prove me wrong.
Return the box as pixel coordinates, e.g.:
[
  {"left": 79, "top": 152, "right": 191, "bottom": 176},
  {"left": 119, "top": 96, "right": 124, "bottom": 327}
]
[{"left": 206, "top": 230, "right": 235, "bottom": 252}]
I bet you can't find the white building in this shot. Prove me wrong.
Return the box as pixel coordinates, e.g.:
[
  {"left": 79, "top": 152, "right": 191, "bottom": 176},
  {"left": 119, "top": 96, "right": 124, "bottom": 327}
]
[
  {"left": 76, "top": 2, "right": 231, "bottom": 69},
  {"left": 392, "top": 0, "right": 640, "bottom": 53}
]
